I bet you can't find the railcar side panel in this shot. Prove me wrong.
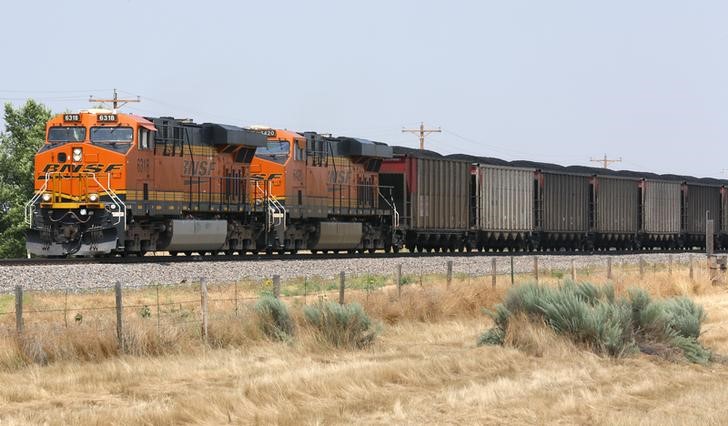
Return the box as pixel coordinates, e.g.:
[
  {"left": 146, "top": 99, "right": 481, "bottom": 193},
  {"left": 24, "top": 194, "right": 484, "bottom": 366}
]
[
  {"left": 540, "top": 172, "right": 590, "bottom": 233},
  {"left": 642, "top": 179, "right": 681, "bottom": 234},
  {"left": 413, "top": 157, "right": 469, "bottom": 230},
  {"left": 684, "top": 183, "right": 721, "bottom": 235},
  {"left": 476, "top": 165, "right": 534, "bottom": 232},
  {"left": 593, "top": 176, "right": 640, "bottom": 233}
]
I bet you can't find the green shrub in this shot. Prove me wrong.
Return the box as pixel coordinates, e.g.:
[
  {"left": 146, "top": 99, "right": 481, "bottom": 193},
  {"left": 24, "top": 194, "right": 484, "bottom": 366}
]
[
  {"left": 254, "top": 296, "right": 294, "bottom": 341},
  {"left": 478, "top": 282, "right": 711, "bottom": 363},
  {"left": 304, "top": 302, "right": 379, "bottom": 348}
]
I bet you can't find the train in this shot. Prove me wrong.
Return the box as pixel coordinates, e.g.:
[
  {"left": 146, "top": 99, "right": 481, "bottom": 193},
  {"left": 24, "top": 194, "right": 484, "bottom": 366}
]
[{"left": 24, "top": 108, "right": 728, "bottom": 257}]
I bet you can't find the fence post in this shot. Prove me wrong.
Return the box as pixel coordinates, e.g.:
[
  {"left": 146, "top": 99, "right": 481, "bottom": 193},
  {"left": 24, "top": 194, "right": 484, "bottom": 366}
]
[
  {"left": 396, "top": 264, "right": 402, "bottom": 297},
  {"left": 64, "top": 289, "right": 69, "bottom": 328},
  {"left": 491, "top": 258, "right": 497, "bottom": 289},
  {"left": 533, "top": 256, "right": 539, "bottom": 283},
  {"left": 200, "top": 277, "right": 208, "bottom": 344},
  {"left": 155, "top": 284, "right": 161, "bottom": 335},
  {"left": 234, "top": 281, "right": 239, "bottom": 317},
  {"left": 607, "top": 258, "right": 612, "bottom": 280},
  {"left": 14, "top": 285, "right": 23, "bottom": 336},
  {"left": 510, "top": 256, "right": 515, "bottom": 286},
  {"left": 273, "top": 275, "right": 281, "bottom": 299},
  {"left": 304, "top": 277, "right": 307, "bottom": 304},
  {"left": 639, "top": 256, "right": 645, "bottom": 278},
  {"left": 114, "top": 281, "right": 123, "bottom": 350},
  {"left": 446, "top": 261, "right": 453, "bottom": 289},
  {"left": 689, "top": 254, "right": 694, "bottom": 280},
  {"left": 668, "top": 255, "right": 673, "bottom": 275},
  {"left": 339, "top": 271, "right": 346, "bottom": 305},
  {"left": 570, "top": 259, "right": 576, "bottom": 281}
]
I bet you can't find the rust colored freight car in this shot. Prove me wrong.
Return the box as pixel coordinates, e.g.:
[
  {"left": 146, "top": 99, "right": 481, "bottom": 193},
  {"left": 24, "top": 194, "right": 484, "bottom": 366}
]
[
  {"left": 380, "top": 148, "right": 470, "bottom": 252},
  {"left": 591, "top": 175, "right": 641, "bottom": 249}
]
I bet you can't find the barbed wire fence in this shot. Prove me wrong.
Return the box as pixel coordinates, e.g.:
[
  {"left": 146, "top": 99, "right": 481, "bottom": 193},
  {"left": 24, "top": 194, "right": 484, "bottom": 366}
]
[{"left": 0, "top": 253, "right": 720, "bottom": 349}]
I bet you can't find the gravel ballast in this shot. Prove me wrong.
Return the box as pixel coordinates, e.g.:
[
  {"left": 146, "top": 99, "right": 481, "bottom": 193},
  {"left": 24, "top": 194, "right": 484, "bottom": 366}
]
[{"left": 0, "top": 253, "right": 702, "bottom": 293}]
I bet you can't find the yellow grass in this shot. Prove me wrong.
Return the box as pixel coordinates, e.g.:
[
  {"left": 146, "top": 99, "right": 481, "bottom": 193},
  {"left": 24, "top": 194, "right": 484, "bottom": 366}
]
[{"left": 0, "top": 263, "right": 727, "bottom": 424}]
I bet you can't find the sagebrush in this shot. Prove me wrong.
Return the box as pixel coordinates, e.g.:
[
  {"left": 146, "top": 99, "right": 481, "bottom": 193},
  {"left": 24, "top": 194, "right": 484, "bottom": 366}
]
[
  {"left": 479, "top": 282, "right": 711, "bottom": 363},
  {"left": 304, "top": 302, "right": 379, "bottom": 348}
]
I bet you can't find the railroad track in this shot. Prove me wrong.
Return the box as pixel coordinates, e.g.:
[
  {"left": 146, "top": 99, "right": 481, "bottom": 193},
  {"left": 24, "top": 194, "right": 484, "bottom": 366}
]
[{"left": 0, "top": 249, "right": 712, "bottom": 267}]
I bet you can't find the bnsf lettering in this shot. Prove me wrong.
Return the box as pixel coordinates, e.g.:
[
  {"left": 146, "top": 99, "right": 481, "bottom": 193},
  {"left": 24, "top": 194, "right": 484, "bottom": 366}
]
[
  {"left": 183, "top": 160, "right": 216, "bottom": 177},
  {"left": 38, "top": 163, "right": 123, "bottom": 178}
]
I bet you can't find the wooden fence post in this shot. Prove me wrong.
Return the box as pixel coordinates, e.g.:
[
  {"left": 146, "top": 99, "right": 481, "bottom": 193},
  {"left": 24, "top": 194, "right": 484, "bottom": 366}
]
[
  {"left": 446, "top": 261, "right": 453, "bottom": 289},
  {"left": 339, "top": 271, "right": 346, "bottom": 305},
  {"left": 200, "top": 277, "right": 208, "bottom": 343},
  {"left": 510, "top": 256, "right": 515, "bottom": 286},
  {"left": 668, "top": 255, "right": 673, "bottom": 275},
  {"left": 63, "top": 289, "right": 69, "bottom": 328},
  {"left": 114, "top": 281, "right": 123, "bottom": 350},
  {"left": 14, "top": 285, "right": 23, "bottom": 335},
  {"left": 234, "top": 281, "right": 239, "bottom": 317},
  {"left": 639, "top": 256, "right": 645, "bottom": 278},
  {"left": 155, "top": 284, "right": 161, "bottom": 335},
  {"left": 689, "top": 255, "right": 694, "bottom": 280},
  {"left": 272, "top": 275, "right": 281, "bottom": 299},
  {"left": 396, "top": 264, "right": 402, "bottom": 297},
  {"left": 570, "top": 259, "right": 576, "bottom": 281},
  {"left": 491, "top": 258, "right": 497, "bottom": 289},
  {"left": 607, "top": 258, "right": 612, "bottom": 280},
  {"left": 533, "top": 256, "right": 539, "bottom": 283}
]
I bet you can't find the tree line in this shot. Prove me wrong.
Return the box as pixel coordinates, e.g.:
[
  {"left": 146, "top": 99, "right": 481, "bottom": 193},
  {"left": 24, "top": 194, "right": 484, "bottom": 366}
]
[{"left": 0, "top": 100, "right": 52, "bottom": 258}]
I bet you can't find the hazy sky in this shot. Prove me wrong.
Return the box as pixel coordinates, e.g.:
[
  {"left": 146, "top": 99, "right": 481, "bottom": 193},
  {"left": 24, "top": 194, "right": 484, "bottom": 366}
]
[{"left": 1, "top": 0, "right": 726, "bottom": 177}]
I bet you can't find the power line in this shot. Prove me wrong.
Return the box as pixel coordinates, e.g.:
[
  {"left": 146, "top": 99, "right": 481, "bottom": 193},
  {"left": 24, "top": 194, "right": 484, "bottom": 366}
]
[
  {"left": 402, "top": 122, "right": 441, "bottom": 150},
  {"left": 590, "top": 154, "right": 622, "bottom": 169}
]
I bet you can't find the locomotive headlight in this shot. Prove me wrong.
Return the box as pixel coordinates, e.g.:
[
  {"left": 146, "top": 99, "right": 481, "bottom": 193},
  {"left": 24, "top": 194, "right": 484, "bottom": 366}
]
[
  {"left": 88, "top": 193, "right": 99, "bottom": 202},
  {"left": 72, "top": 147, "right": 82, "bottom": 162},
  {"left": 41, "top": 193, "right": 52, "bottom": 202},
  {"left": 79, "top": 208, "right": 87, "bottom": 216}
]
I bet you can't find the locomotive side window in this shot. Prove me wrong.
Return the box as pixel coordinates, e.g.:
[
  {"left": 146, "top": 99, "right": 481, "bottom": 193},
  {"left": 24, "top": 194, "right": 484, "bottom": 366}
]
[
  {"left": 255, "top": 141, "right": 290, "bottom": 164},
  {"left": 90, "top": 126, "right": 134, "bottom": 153},
  {"left": 138, "top": 129, "right": 150, "bottom": 150},
  {"left": 294, "top": 141, "right": 304, "bottom": 161}
]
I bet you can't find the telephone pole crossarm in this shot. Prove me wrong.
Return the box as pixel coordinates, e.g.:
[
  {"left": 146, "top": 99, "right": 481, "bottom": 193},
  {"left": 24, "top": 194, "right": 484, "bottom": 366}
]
[
  {"left": 89, "top": 88, "right": 140, "bottom": 110},
  {"left": 402, "top": 122, "right": 441, "bottom": 150},
  {"left": 590, "top": 153, "right": 622, "bottom": 169}
]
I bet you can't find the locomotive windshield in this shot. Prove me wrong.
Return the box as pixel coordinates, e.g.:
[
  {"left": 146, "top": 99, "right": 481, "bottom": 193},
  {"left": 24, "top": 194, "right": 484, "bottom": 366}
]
[
  {"left": 255, "top": 141, "right": 290, "bottom": 164},
  {"left": 48, "top": 126, "right": 86, "bottom": 143},
  {"left": 90, "top": 126, "right": 134, "bottom": 153}
]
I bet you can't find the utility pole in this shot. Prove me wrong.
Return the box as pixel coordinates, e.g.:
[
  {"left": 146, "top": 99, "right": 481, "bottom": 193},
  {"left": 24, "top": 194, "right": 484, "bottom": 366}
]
[
  {"left": 402, "top": 122, "right": 441, "bottom": 150},
  {"left": 590, "top": 153, "right": 622, "bottom": 169},
  {"left": 89, "top": 88, "right": 140, "bottom": 110}
]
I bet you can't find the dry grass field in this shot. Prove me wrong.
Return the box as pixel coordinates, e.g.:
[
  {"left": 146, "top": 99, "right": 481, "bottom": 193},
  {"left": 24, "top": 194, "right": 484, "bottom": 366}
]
[{"left": 1, "top": 263, "right": 728, "bottom": 425}]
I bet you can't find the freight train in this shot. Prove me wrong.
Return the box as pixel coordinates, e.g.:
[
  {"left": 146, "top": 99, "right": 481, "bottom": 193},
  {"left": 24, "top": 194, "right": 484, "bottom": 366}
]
[{"left": 25, "top": 109, "right": 728, "bottom": 257}]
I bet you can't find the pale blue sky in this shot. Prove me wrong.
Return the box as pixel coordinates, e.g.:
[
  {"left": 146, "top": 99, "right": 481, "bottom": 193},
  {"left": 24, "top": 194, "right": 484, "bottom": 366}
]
[{"left": 1, "top": 0, "right": 726, "bottom": 177}]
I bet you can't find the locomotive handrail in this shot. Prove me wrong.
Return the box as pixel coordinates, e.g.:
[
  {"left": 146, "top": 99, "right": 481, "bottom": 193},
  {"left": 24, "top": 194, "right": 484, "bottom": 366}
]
[
  {"left": 255, "top": 180, "right": 287, "bottom": 232},
  {"left": 378, "top": 188, "right": 400, "bottom": 229},
  {"left": 94, "top": 172, "right": 127, "bottom": 229},
  {"left": 24, "top": 173, "right": 51, "bottom": 227}
]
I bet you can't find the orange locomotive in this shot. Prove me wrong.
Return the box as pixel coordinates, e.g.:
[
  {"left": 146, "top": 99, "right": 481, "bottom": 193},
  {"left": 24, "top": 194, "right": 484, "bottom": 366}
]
[{"left": 26, "top": 110, "right": 398, "bottom": 256}]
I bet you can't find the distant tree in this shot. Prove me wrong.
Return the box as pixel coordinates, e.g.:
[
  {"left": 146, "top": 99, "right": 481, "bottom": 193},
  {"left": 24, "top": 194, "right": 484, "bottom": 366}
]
[{"left": 0, "top": 100, "right": 52, "bottom": 258}]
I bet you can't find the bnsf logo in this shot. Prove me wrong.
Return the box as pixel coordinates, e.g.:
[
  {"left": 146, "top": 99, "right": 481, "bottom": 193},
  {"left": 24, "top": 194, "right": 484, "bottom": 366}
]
[{"left": 37, "top": 163, "right": 123, "bottom": 178}]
